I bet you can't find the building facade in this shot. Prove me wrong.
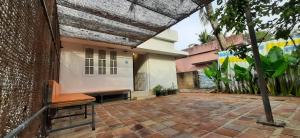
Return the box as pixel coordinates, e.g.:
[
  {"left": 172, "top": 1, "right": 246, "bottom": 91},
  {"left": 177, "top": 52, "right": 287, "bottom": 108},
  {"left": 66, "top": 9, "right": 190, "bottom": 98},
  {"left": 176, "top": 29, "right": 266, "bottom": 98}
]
[
  {"left": 59, "top": 29, "right": 186, "bottom": 99},
  {"left": 176, "top": 35, "right": 245, "bottom": 89}
]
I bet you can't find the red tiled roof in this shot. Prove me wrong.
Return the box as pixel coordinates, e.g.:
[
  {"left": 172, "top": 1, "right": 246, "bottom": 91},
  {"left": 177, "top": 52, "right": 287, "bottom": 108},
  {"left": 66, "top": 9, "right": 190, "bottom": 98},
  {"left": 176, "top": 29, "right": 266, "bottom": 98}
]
[
  {"left": 176, "top": 51, "right": 218, "bottom": 73},
  {"left": 182, "top": 34, "right": 245, "bottom": 55},
  {"left": 176, "top": 35, "right": 244, "bottom": 73}
]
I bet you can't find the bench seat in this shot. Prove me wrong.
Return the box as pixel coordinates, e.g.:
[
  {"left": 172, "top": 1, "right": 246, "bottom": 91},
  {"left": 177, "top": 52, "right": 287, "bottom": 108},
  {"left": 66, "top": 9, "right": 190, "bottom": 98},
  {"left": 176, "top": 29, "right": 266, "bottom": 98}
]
[
  {"left": 82, "top": 89, "right": 131, "bottom": 103},
  {"left": 51, "top": 93, "right": 95, "bottom": 108},
  {"left": 47, "top": 80, "right": 95, "bottom": 132}
]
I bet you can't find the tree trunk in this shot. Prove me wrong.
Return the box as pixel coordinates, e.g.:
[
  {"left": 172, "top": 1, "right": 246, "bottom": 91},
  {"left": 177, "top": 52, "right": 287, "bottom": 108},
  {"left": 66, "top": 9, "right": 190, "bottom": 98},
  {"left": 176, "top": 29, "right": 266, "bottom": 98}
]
[
  {"left": 205, "top": 4, "right": 226, "bottom": 51},
  {"left": 245, "top": 3, "right": 274, "bottom": 123}
]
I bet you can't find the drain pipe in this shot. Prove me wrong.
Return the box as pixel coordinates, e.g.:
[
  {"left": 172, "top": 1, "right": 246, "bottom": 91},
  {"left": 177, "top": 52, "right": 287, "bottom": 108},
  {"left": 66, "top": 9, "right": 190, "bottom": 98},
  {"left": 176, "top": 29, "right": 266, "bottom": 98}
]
[{"left": 4, "top": 105, "right": 49, "bottom": 138}]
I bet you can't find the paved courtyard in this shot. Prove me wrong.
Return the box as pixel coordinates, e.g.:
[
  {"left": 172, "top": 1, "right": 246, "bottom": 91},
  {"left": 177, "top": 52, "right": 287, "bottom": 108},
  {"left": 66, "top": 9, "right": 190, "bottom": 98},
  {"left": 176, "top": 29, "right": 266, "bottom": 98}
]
[{"left": 49, "top": 93, "right": 300, "bottom": 138}]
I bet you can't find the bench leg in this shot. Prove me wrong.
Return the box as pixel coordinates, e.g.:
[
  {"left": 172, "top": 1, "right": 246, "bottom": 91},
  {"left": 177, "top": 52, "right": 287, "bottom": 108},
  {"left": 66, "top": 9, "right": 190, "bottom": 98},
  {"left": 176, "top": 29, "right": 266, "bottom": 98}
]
[
  {"left": 84, "top": 104, "right": 87, "bottom": 118},
  {"left": 123, "top": 93, "right": 127, "bottom": 100},
  {"left": 46, "top": 107, "right": 51, "bottom": 130},
  {"left": 96, "top": 96, "right": 100, "bottom": 103},
  {"left": 100, "top": 95, "right": 103, "bottom": 103},
  {"left": 91, "top": 102, "right": 95, "bottom": 130}
]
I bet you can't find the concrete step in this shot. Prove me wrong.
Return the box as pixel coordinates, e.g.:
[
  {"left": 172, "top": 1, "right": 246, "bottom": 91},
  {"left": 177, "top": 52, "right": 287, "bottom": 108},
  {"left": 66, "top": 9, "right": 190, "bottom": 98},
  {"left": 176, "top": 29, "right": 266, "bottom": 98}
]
[{"left": 132, "top": 91, "right": 155, "bottom": 100}]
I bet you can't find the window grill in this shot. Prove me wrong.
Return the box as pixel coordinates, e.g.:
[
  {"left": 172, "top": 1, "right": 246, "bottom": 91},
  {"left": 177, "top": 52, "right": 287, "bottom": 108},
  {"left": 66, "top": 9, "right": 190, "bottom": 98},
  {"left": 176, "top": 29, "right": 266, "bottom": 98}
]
[
  {"left": 85, "top": 48, "right": 94, "bottom": 75},
  {"left": 98, "top": 50, "right": 106, "bottom": 75},
  {"left": 110, "top": 51, "right": 117, "bottom": 74}
]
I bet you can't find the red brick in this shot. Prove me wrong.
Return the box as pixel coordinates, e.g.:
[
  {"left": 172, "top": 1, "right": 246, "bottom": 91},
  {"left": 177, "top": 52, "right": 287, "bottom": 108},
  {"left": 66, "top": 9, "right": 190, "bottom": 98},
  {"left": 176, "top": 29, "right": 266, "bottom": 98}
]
[
  {"left": 215, "top": 128, "right": 239, "bottom": 137},
  {"left": 96, "top": 132, "right": 113, "bottom": 138},
  {"left": 282, "top": 128, "right": 300, "bottom": 137},
  {"left": 236, "top": 128, "right": 272, "bottom": 138},
  {"left": 202, "top": 132, "right": 231, "bottom": 138}
]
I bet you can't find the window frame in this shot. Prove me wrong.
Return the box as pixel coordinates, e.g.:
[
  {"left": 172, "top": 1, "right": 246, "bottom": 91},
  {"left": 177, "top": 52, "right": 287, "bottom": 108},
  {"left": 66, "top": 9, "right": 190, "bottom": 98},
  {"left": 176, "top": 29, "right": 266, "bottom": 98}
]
[
  {"left": 84, "top": 48, "right": 94, "bottom": 75},
  {"left": 110, "top": 51, "right": 117, "bottom": 75},
  {"left": 98, "top": 50, "right": 106, "bottom": 75}
]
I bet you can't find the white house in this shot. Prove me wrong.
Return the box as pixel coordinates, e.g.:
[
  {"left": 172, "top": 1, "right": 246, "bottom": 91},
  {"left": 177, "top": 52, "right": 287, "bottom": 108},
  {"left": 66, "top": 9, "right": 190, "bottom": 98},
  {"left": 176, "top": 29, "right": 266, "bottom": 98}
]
[{"left": 59, "top": 29, "right": 187, "bottom": 99}]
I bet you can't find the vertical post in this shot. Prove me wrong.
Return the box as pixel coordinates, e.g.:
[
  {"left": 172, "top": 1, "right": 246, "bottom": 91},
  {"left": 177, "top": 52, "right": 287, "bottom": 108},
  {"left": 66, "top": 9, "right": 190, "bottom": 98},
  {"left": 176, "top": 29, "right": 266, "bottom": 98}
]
[
  {"left": 44, "top": 107, "right": 50, "bottom": 136},
  {"left": 245, "top": 4, "right": 274, "bottom": 123},
  {"left": 84, "top": 104, "right": 87, "bottom": 118},
  {"left": 123, "top": 93, "right": 126, "bottom": 100},
  {"left": 91, "top": 102, "right": 95, "bottom": 130}
]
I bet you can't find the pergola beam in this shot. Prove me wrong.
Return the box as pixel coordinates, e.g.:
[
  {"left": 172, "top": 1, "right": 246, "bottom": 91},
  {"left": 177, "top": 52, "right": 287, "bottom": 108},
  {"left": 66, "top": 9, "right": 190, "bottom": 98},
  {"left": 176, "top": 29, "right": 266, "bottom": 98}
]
[
  {"left": 126, "top": 0, "right": 178, "bottom": 19},
  {"left": 60, "top": 25, "right": 142, "bottom": 47},
  {"left": 190, "top": 0, "right": 213, "bottom": 7},
  {"left": 57, "top": 0, "right": 176, "bottom": 32},
  {"left": 126, "top": 0, "right": 201, "bottom": 19},
  {"left": 56, "top": 0, "right": 208, "bottom": 47},
  {"left": 57, "top": 6, "right": 156, "bottom": 41}
]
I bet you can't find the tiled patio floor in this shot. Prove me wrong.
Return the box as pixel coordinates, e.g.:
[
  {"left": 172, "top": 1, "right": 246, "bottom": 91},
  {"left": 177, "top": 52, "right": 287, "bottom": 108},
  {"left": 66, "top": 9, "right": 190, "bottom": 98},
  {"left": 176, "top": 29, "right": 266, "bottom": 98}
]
[{"left": 49, "top": 93, "right": 300, "bottom": 138}]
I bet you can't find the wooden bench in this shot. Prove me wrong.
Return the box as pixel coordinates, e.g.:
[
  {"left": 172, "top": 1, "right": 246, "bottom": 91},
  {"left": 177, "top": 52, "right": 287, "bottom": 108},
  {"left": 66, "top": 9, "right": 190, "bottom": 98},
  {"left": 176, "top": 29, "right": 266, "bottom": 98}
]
[
  {"left": 85, "top": 89, "right": 131, "bottom": 103},
  {"left": 47, "top": 80, "right": 96, "bottom": 133}
]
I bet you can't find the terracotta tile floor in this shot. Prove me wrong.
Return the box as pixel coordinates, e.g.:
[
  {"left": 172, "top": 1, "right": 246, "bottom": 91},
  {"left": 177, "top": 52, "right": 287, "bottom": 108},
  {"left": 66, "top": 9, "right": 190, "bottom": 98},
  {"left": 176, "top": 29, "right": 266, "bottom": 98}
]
[{"left": 49, "top": 93, "right": 300, "bottom": 138}]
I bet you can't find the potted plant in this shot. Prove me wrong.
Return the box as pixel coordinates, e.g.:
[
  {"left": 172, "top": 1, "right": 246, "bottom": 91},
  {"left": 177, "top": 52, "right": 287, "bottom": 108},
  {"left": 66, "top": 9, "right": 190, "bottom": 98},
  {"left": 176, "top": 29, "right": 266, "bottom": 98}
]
[
  {"left": 153, "top": 85, "right": 163, "bottom": 96},
  {"left": 167, "top": 88, "right": 177, "bottom": 95},
  {"left": 161, "top": 88, "right": 168, "bottom": 96}
]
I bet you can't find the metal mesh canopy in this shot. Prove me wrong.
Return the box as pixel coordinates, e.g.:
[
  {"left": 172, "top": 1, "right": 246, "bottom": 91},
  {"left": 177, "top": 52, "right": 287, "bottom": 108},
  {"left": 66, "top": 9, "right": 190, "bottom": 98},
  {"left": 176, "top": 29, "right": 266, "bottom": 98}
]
[{"left": 57, "top": 0, "right": 211, "bottom": 47}]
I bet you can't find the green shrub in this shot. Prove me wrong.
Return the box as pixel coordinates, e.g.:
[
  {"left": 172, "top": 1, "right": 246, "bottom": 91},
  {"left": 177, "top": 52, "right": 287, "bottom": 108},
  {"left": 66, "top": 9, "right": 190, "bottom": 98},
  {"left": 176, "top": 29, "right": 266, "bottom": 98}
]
[
  {"left": 167, "top": 88, "right": 178, "bottom": 95},
  {"left": 161, "top": 88, "right": 168, "bottom": 96},
  {"left": 153, "top": 85, "right": 178, "bottom": 96},
  {"left": 153, "top": 85, "right": 163, "bottom": 96}
]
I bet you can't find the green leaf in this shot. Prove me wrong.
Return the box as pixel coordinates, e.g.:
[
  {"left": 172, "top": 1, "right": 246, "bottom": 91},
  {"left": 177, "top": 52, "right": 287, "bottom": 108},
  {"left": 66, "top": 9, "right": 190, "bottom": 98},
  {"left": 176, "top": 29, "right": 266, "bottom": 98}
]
[
  {"left": 221, "top": 77, "right": 231, "bottom": 83},
  {"left": 284, "top": 54, "right": 297, "bottom": 64},
  {"left": 234, "top": 64, "right": 251, "bottom": 81},
  {"left": 221, "top": 56, "right": 229, "bottom": 73},
  {"left": 267, "top": 46, "right": 284, "bottom": 63},
  {"left": 204, "top": 62, "right": 219, "bottom": 81},
  {"left": 272, "top": 62, "right": 288, "bottom": 78},
  {"left": 204, "top": 68, "right": 214, "bottom": 79},
  {"left": 246, "top": 56, "right": 255, "bottom": 66},
  {"left": 275, "top": 29, "right": 290, "bottom": 40}
]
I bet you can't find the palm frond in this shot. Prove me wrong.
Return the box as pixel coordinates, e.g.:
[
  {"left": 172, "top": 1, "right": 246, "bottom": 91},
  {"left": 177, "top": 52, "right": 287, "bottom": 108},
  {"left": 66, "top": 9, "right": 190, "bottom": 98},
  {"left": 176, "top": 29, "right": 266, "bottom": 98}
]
[{"left": 199, "top": 8, "right": 209, "bottom": 25}]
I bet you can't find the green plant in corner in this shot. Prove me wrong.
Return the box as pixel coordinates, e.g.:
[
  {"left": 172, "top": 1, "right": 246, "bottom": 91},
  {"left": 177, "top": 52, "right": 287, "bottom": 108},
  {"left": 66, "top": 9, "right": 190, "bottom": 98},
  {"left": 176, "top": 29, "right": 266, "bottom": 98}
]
[
  {"left": 288, "top": 45, "right": 300, "bottom": 96},
  {"left": 220, "top": 56, "right": 231, "bottom": 92},
  {"left": 204, "top": 62, "right": 221, "bottom": 92},
  {"left": 233, "top": 63, "right": 257, "bottom": 94},
  {"left": 153, "top": 85, "right": 163, "bottom": 97},
  {"left": 161, "top": 88, "right": 168, "bottom": 96},
  {"left": 260, "top": 46, "right": 298, "bottom": 96},
  {"left": 214, "top": 0, "right": 300, "bottom": 124},
  {"left": 204, "top": 56, "right": 230, "bottom": 92},
  {"left": 167, "top": 88, "right": 177, "bottom": 95}
]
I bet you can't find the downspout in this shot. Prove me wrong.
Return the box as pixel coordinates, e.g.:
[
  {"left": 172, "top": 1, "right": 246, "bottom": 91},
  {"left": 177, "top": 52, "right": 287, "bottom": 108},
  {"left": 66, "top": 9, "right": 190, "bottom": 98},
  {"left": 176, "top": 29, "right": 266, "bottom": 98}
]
[{"left": 147, "top": 54, "right": 151, "bottom": 92}]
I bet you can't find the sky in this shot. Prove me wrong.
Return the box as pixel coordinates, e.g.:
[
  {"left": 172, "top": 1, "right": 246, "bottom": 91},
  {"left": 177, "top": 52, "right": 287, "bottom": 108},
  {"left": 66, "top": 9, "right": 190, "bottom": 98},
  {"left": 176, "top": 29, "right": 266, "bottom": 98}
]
[
  {"left": 171, "top": 1, "right": 299, "bottom": 51},
  {"left": 171, "top": 11, "right": 212, "bottom": 50},
  {"left": 170, "top": 0, "right": 221, "bottom": 51}
]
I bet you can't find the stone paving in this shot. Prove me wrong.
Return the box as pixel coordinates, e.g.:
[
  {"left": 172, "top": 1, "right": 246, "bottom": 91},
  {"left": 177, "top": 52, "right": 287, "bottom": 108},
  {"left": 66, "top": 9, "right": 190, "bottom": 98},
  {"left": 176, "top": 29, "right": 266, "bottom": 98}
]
[{"left": 49, "top": 93, "right": 300, "bottom": 138}]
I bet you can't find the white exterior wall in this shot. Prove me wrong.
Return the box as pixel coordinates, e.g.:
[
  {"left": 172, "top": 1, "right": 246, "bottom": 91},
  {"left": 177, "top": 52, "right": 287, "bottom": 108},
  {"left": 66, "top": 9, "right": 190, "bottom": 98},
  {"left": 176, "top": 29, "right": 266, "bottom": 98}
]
[
  {"left": 133, "top": 53, "right": 178, "bottom": 98},
  {"left": 148, "top": 54, "right": 178, "bottom": 89},
  {"left": 133, "top": 29, "right": 180, "bottom": 97},
  {"left": 136, "top": 29, "right": 187, "bottom": 56},
  {"left": 59, "top": 42, "right": 133, "bottom": 93}
]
